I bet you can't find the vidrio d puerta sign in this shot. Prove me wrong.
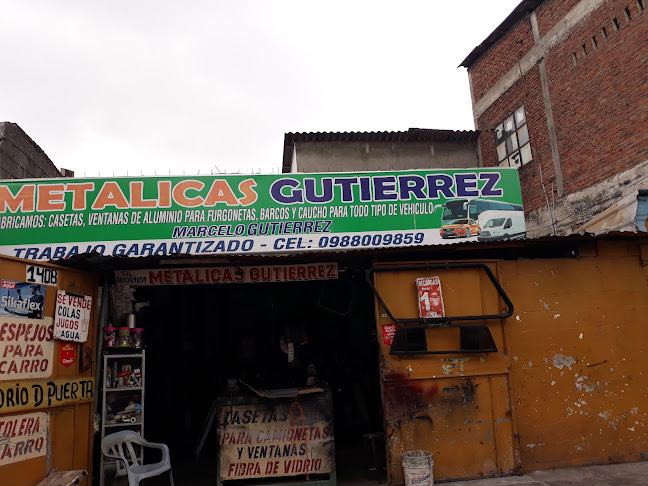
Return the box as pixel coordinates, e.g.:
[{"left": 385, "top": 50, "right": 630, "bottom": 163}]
[{"left": 0, "top": 169, "right": 523, "bottom": 260}]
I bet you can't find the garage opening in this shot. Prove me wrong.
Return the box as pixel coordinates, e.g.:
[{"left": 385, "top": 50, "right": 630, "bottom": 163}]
[{"left": 107, "top": 265, "right": 385, "bottom": 485}]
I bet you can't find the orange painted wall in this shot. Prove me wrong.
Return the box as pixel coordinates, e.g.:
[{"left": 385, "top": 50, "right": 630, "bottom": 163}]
[
  {"left": 0, "top": 255, "right": 98, "bottom": 486},
  {"left": 374, "top": 238, "right": 648, "bottom": 483},
  {"left": 502, "top": 240, "right": 648, "bottom": 471}
]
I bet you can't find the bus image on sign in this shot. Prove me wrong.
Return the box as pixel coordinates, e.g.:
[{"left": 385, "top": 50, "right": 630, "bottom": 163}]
[{"left": 440, "top": 198, "right": 523, "bottom": 226}]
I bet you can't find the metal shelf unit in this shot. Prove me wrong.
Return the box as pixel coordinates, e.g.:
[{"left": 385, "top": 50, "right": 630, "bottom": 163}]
[{"left": 100, "top": 350, "right": 145, "bottom": 486}]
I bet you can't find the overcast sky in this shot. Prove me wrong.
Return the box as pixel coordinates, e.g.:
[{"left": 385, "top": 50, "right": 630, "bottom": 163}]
[{"left": 1, "top": 1, "right": 520, "bottom": 177}]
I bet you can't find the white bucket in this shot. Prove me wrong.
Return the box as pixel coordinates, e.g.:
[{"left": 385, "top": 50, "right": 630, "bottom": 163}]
[{"left": 402, "top": 450, "right": 433, "bottom": 486}]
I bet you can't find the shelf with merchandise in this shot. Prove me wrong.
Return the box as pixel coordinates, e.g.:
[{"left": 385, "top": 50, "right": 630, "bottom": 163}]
[
  {"left": 104, "top": 355, "right": 143, "bottom": 389},
  {"left": 100, "top": 349, "right": 146, "bottom": 486}
]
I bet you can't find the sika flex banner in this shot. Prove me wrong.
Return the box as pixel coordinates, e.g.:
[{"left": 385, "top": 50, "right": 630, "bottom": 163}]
[{"left": 0, "top": 169, "right": 524, "bottom": 260}]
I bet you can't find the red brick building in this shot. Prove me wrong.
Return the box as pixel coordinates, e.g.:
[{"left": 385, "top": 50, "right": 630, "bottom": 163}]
[{"left": 461, "top": 0, "right": 648, "bottom": 236}]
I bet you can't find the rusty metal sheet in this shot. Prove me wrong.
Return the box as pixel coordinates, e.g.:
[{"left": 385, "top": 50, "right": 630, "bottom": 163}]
[
  {"left": 383, "top": 375, "right": 508, "bottom": 482},
  {"left": 500, "top": 244, "right": 648, "bottom": 471},
  {"left": 374, "top": 264, "right": 509, "bottom": 381},
  {"left": 373, "top": 261, "right": 515, "bottom": 483},
  {"left": 374, "top": 242, "right": 648, "bottom": 481},
  {"left": 489, "top": 374, "right": 516, "bottom": 472},
  {"left": 217, "top": 393, "right": 335, "bottom": 481}
]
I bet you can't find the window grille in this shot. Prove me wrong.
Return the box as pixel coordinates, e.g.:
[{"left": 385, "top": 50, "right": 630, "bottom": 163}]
[{"left": 494, "top": 105, "right": 533, "bottom": 168}]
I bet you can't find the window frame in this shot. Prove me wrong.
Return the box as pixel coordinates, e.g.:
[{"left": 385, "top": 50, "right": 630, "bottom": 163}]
[{"left": 494, "top": 105, "right": 533, "bottom": 169}]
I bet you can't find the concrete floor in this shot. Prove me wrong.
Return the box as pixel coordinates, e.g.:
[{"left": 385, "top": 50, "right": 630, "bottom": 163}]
[
  {"left": 441, "top": 461, "right": 648, "bottom": 485},
  {"left": 101, "top": 460, "right": 648, "bottom": 486}
]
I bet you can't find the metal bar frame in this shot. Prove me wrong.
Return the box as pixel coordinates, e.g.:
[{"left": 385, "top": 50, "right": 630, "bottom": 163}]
[{"left": 365, "top": 262, "right": 514, "bottom": 325}]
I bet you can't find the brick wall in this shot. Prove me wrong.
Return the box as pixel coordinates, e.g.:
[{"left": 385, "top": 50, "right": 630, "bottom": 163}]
[
  {"left": 469, "top": 16, "right": 535, "bottom": 103},
  {"left": 0, "top": 122, "right": 61, "bottom": 179},
  {"left": 468, "top": 0, "right": 648, "bottom": 222},
  {"left": 476, "top": 67, "right": 558, "bottom": 216},
  {"left": 535, "top": 0, "right": 581, "bottom": 36},
  {"left": 542, "top": 0, "right": 648, "bottom": 195}
]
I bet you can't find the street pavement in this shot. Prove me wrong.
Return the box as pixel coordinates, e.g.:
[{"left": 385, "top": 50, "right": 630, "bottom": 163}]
[{"left": 440, "top": 461, "right": 648, "bottom": 485}]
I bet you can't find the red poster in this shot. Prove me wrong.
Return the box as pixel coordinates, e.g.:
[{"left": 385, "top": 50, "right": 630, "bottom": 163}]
[
  {"left": 382, "top": 324, "right": 398, "bottom": 346},
  {"left": 416, "top": 276, "right": 445, "bottom": 318},
  {"left": 60, "top": 342, "right": 76, "bottom": 367}
]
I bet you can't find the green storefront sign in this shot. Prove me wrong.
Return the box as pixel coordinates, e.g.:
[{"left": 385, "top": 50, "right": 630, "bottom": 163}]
[{"left": 0, "top": 169, "right": 524, "bottom": 260}]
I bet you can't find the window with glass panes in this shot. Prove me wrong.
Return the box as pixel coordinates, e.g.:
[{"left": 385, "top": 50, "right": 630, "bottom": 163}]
[{"left": 494, "top": 105, "right": 532, "bottom": 168}]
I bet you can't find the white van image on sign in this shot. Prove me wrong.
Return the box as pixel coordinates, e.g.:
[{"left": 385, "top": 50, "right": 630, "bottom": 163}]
[{"left": 477, "top": 210, "right": 526, "bottom": 241}]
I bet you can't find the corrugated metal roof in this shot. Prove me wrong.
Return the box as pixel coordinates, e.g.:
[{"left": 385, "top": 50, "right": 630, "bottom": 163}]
[
  {"left": 573, "top": 191, "right": 641, "bottom": 236},
  {"left": 282, "top": 128, "right": 479, "bottom": 173},
  {"left": 459, "top": 0, "right": 544, "bottom": 68}
]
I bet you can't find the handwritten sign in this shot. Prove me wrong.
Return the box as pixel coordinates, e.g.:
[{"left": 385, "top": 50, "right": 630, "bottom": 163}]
[
  {"left": 416, "top": 276, "right": 445, "bottom": 319},
  {"left": 218, "top": 394, "right": 334, "bottom": 481},
  {"left": 0, "top": 317, "right": 54, "bottom": 380},
  {"left": 0, "top": 411, "right": 48, "bottom": 465},
  {"left": 25, "top": 265, "right": 58, "bottom": 286},
  {"left": 54, "top": 290, "right": 92, "bottom": 343},
  {"left": 0, "top": 378, "right": 94, "bottom": 413}
]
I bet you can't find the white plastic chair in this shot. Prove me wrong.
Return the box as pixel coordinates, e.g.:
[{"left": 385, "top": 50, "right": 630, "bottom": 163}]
[{"left": 102, "top": 430, "right": 174, "bottom": 486}]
